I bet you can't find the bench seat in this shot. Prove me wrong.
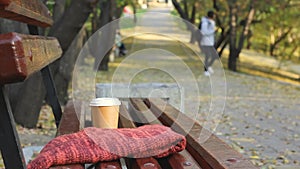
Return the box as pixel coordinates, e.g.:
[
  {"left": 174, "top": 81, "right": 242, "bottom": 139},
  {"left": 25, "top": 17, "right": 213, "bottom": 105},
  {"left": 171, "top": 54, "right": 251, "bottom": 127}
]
[{"left": 54, "top": 98, "right": 258, "bottom": 169}]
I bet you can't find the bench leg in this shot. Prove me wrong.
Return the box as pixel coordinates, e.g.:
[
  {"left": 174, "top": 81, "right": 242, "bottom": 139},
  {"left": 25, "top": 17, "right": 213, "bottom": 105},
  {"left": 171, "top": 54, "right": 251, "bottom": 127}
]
[
  {"left": 0, "top": 86, "right": 26, "bottom": 169},
  {"left": 41, "top": 66, "right": 62, "bottom": 128}
]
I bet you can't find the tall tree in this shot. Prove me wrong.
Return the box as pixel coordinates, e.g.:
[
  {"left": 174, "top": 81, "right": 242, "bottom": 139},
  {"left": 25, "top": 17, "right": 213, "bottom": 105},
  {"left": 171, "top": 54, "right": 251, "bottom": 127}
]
[
  {"left": 227, "top": 0, "right": 255, "bottom": 71},
  {"left": 93, "top": 0, "right": 127, "bottom": 71},
  {"left": 52, "top": 0, "right": 67, "bottom": 22},
  {"left": 262, "top": 0, "right": 298, "bottom": 57},
  {"left": 228, "top": 0, "right": 238, "bottom": 71},
  {"left": 171, "top": 0, "right": 198, "bottom": 43}
]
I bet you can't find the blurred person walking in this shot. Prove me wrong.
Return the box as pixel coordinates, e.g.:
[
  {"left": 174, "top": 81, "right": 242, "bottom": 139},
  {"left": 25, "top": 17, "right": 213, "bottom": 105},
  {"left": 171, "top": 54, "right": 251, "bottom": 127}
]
[{"left": 198, "top": 10, "right": 218, "bottom": 76}]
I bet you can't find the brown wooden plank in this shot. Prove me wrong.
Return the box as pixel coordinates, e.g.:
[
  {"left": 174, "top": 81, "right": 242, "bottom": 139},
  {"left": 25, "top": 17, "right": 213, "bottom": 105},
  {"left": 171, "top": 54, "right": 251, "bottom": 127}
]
[
  {"left": 131, "top": 158, "right": 162, "bottom": 169},
  {"left": 0, "top": 0, "right": 53, "bottom": 27},
  {"left": 168, "top": 151, "right": 202, "bottom": 169},
  {"left": 119, "top": 103, "right": 137, "bottom": 128},
  {"left": 119, "top": 104, "right": 162, "bottom": 169},
  {"left": 96, "top": 160, "right": 122, "bottom": 169},
  {"left": 57, "top": 101, "right": 81, "bottom": 136},
  {"left": 130, "top": 98, "right": 201, "bottom": 169},
  {"left": 128, "top": 98, "right": 154, "bottom": 125},
  {"left": 145, "top": 98, "right": 258, "bottom": 169},
  {"left": 50, "top": 165, "right": 84, "bottom": 169},
  {"left": 0, "top": 32, "right": 62, "bottom": 84}
]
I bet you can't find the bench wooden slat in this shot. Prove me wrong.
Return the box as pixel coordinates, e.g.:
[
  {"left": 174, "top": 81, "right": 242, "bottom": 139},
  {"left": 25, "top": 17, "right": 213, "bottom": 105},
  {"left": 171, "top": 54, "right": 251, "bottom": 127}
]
[
  {"left": 129, "top": 98, "right": 201, "bottom": 169},
  {"left": 145, "top": 98, "right": 258, "bottom": 169},
  {"left": 96, "top": 161, "right": 122, "bottom": 169},
  {"left": 119, "top": 103, "right": 142, "bottom": 129},
  {"left": 130, "top": 158, "right": 162, "bottom": 169},
  {"left": 128, "top": 98, "right": 154, "bottom": 125},
  {"left": 57, "top": 101, "right": 81, "bottom": 136},
  {"left": 0, "top": 32, "right": 62, "bottom": 84},
  {"left": 168, "top": 151, "right": 202, "bottom": 169},
  {"left": 0, "top": 0, "right": 53, "bottom": 27},
  {"left": 119, "top": 104, "right": 162, "bottom": 169},
  {"left": 49, "top": 165, "right": 84, "bottom": 169}
]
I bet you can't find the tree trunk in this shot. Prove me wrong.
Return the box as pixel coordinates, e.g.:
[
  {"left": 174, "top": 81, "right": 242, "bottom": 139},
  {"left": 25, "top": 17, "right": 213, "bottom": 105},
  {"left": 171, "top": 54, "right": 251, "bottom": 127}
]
[
  {"left": 172, "top": 0, "right": 188, "bottom": 20},
  {"left": 236, "top": 2, "right": 255, "bottom": 57},
  {"left": 48, "top": 0, "right": 97, "bottom": 104},
  {"left": 288, "top": 45, "right": 298, "bottom": 60},
  {"left": 269, "top": 27, "right": 292, "bottom": 56},
  {"left": 213, "top": 2, "right": 227, "bottom": 50},
  {"left": 218, "top": 37, "right": 229, "bottom": 57},
  {"left": 227, "top": 0, "right": 255, "bottom": 71},
  {"left": 228, "top": 50, "right": 238, "bottom": 71},
  {"left": 270, "top": 43, "right": 276, "bottom": 56},
  {"left": 228, "top": 2, "right": 238, "bottom": 71},
  {"left": 48, "top": 0, "right": 96, "bottom": 52},
  {"left": 94, "top": 0, "right": 123, "bottom": 71},
  {"left": 246, "top": 30, "right": 252, "bottom": 49},
  {"left": 53, "top": 27, "right": 87, "bottom": 104},
  {"left": 95, "top": 0, "right": 112, "bottom": 71},
  {"left": 172, "top": 0, "right": 200, "bottom": 44},
  {"left": 131, "top": 1, "right": 137, "bottom": 23},
  {"left": 91, "top": 2, "right": 99, "bottom": 33},
  {"left": 53, "top": 0, "right": 66, "bottom": 22},
  {"left": 188, "top": 3, "right": 196, "bottom": 44},
  {"left": 215, "top": 29, "right": 229, "bottom": 49},
  {"left": 183, "top": 0, "right": 189, "bottom": 19},
  {"left": 190, "top": 3, "right": 196, "bottom": 23}
]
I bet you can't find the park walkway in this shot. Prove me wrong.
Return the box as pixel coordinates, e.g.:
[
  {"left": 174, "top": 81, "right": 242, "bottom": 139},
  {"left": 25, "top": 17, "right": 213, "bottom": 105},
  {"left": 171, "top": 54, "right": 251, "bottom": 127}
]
[{"left": 117, "top": 2, "right": 300, "bottom": 168}]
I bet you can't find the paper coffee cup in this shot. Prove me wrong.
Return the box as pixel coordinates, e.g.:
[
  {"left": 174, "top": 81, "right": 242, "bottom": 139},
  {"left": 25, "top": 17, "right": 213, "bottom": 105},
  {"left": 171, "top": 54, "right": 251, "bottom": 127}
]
[{"left": 89, "top": 98, "right": 121, "bottom": 129}]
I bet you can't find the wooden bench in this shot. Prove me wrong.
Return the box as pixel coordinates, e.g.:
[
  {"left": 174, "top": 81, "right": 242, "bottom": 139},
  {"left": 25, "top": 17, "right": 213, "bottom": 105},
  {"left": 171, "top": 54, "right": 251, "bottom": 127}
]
[
  {"left": 0, "top": 1, "right": 257, "bottom": 168},
  {"left": 56, "top": 98, "right": 258, "bottom": 169},
  {"left": 0, "top": 0, "right": 63, "bottom": 168}
]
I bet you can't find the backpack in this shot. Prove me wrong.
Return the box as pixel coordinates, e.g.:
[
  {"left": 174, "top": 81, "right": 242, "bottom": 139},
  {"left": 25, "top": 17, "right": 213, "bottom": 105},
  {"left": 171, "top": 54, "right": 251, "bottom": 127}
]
[
  {"left": 196, "top": 21, "right": 203, "bottom": 44},
  {"left": 198, "top": 21, "right": 202, "bottom": 30}
]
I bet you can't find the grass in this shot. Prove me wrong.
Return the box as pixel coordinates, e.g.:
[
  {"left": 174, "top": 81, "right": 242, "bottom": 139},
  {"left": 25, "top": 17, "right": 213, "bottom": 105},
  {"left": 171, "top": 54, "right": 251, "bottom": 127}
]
[{"left": 220, "top": 49, "right": 300, "bottom": 86}]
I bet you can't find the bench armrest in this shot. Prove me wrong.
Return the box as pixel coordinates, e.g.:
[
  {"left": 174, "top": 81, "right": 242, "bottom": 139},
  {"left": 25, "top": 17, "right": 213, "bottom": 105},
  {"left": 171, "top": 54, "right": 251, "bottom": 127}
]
[
  {"left": 0, "top": 32, "right": 62, "bottom": 84},
  {"left": 0, "top": 0, "right": 53, "bottom": 27}
]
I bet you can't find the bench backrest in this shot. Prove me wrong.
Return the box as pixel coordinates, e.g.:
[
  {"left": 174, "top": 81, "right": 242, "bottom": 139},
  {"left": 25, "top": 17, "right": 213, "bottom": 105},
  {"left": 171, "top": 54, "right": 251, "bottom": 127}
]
[
  {"left": 0, "top": 0, "right": 62, "bottom": 85},
  {"left": 0, "top": 32, "right": 62, "bottom": 84},
  {"left": 0, "top": 0, "right": 53, "bottom": 27}
]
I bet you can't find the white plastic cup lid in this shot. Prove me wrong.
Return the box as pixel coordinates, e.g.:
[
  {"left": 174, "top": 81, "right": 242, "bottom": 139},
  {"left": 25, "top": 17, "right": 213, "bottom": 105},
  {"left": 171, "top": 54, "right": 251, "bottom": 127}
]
[{"left": 89, "top": 98, "right": 121, "bottom": 106}]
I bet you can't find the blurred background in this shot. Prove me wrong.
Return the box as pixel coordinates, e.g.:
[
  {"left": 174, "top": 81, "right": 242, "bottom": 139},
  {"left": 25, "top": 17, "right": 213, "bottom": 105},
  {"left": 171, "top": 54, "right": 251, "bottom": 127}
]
[{"left": 0, "top": 0, "right": 300, "bottom": 168}]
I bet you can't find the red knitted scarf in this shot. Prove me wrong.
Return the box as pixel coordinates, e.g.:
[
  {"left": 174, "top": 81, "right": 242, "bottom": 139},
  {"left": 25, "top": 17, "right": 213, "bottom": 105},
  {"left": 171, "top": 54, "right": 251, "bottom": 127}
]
[{"left": 27, "top": 125, "right": 186, "bottom": 169}]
